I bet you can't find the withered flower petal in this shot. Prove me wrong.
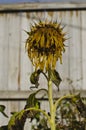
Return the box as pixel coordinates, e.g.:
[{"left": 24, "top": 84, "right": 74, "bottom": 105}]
[{"left": 25, "top": 21, "right": 66, "bottom": 71}]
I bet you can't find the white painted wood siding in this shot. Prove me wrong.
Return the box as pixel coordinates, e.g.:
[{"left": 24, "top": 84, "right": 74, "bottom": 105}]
[{"left": 0, "top": 2, "right": 86, "bottom": 128}]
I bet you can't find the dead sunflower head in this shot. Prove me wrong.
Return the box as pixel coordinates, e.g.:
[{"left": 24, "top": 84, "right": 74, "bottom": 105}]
[{"left": 25, "top": 21, "right": 66, "bottom": 72}]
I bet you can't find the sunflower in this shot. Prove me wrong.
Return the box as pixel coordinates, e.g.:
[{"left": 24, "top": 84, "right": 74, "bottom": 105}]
[{"left": 25, "top": 21, "right": 66, "bottom": 72}]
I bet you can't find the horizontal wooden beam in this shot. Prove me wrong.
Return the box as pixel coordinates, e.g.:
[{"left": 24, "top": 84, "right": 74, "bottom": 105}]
[
  {"left": 0, "top": 91, "right": 33, "bottom": 101},
  {"left": 0, "top": 90, "right": 86, "bottom": 101},
  {"left": 0, "top": 3, "right": 86, "bottom": 13},
  {"left": 0, "top": 7, "right": 86, "bottom": 13}
]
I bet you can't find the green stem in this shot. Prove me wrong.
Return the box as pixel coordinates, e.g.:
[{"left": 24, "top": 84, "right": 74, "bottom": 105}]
[
  {"left": 35, "top": 88, "right": 48, "bottom": 95},
  {"left": 48, "top": 80, "right": 56, "bottom": 130},
  {"left": 54, "top": 94, "right": 75, "bottom": 113},
  {"left": 25, "top": 107, "right": 51, "bottom": 125}
]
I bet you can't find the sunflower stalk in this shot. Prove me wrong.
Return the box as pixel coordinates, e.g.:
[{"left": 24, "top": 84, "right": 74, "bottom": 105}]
[
  {"left": 48, "top": 80, "right": 56, "bottom": 130},
  {"left": 25, "top": 20, "right": 67, "bottom": 130}
]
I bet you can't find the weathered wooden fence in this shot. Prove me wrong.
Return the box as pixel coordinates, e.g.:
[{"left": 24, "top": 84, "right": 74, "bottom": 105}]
[{"left": 0, "top": 2, "right": 86, "bottom": 128}]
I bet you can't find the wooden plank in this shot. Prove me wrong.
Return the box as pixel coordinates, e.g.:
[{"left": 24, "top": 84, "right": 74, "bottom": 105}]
[
  {"left": 20, "top": 13, "right": 33, "bottom": 90},
  {"left": 81, "top": 11, "right": 86, "bottom": 90},
  {"left": 0, "top": 14, "right": 22, "bottom": 126},
  {"left": 0, "top": 15, "right": 4, "bottom": 90},
  {"left": 0, "top": 90, "right": 86, "bottom": 99},
  {"left": 55, "top": 11, "right": 71, "bottom": 91},
  {"left": 67, "top": 11, "right": 82, "bottom": 90},
  {"left": 0, "top": 3, "right": 86, "bottom": 11},
  {"left": 7, "top": 13, "right": 21, "bottom": 90},
  {"left": 0, "top": 14, "right": 9, "bottom": 90},
  {"left": 0, "top": 101, "right": 9, "bottom": 126},
  {"left": 0, "top": 91, "right": 33, "bottom": 100}
]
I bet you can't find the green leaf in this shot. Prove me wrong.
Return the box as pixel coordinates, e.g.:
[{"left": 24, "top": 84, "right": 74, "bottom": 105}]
[
  {"left": 0, "top": 105, "right": 8, "bottom": 118},
  {"left": 48, "top": 69, "right": 62, "bottom": 91}
]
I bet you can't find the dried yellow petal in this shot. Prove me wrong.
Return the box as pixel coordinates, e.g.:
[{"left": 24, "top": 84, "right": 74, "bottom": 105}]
[{"left": 25, "top": 20, "right": 66, "bottom": 72}]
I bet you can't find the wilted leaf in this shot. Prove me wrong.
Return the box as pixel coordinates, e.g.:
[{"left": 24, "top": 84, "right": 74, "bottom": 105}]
[
  {"left": 8, "top": 92, "right": 41, "bottom": 130},
  {"left": 8, "top": 110, "right": 26, "bottom": 130},
  {"left": 48, "top": 69, "right": 62, "bottom": 91},
  {"left": 24, "top": 92, "right": 40, "bottom": 121},
  {"left": 30, "top": 69, "right": 41, "bottom": 89},
  {"left": 72, "top": 94, "right": 86, "bottom": 118},
  {"left": 25, "top": 92, "right": 40, "bottom": 109},
  {"left": 0, "top": 105, "right": 8, "bottom": 118}
]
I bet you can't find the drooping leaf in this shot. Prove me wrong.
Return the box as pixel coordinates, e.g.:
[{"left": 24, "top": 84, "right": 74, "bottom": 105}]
[
  {"left": 8, "top": 103, "right": 40, "bottom": 130},
  {"left": 8, "top": 92, "right": 41, "bottom": 130},
  {"left": 24, "top": 92, "right": 40, "bottom": 121},
  {"left": 48, "top": 69, "right": 62, "bottom": 91},
  {"left": 30, "top": 69, "right": 41, "bottom": 89},
  {"left": 0, "top": 105, "right": 8, "bottom": 118},
  {"left": 8, "top": 110, "right": 27, "bottom": 130},
  {"left": 25, "top": 92, "right": 40, "bottom": 109}
]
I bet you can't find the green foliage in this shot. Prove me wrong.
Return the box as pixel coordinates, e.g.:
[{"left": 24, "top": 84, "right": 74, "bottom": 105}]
[
  {"left": 72, "top": 94, "right": 86, "bottom": 118},
  {"left": 0, "top": 125, "right": 8, "bottom": 130},
  {"left": 55, "top": 96, "right": 86, "bottom": 130},
  {"left": 31, "top": 115, "right": 50, "bottom": 130},
  {"left": 0, "top": 71, "right": 86, "bottom": 130},
  {"left": 32, "top": 96, "right": 86, "bottom": 130}
]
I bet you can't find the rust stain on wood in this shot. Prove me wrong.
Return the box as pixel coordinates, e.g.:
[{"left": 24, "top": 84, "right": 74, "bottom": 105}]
[
  {"left": 26, "top": 13, "right": 30, "bottom": 19},
  {"left": 18, "top": 70, "right": 20, "bottom": 89},
  {"left": 70, "top": 11, "right": 79, "bottom": 17},
  {"left": 48, "top": 11, "right": 54, "bottom": 17},
  {"left": 76, "top": 11, "right": 79, "bottom": 17},
  {"left": 70, "top": 11, "right": 73, "bottom": 17}
]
